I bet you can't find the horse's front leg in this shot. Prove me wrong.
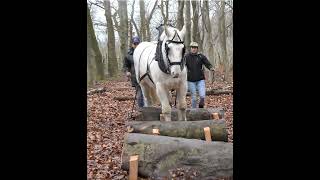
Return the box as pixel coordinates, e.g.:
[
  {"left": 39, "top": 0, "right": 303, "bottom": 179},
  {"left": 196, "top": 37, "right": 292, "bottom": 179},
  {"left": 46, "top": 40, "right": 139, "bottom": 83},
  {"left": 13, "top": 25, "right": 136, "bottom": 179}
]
[
  {"left": 156, "top": 84, "right": 171, "bottom": 121},
  {"left": 176, "top": 83, "right": 187, "bottom": 121}
]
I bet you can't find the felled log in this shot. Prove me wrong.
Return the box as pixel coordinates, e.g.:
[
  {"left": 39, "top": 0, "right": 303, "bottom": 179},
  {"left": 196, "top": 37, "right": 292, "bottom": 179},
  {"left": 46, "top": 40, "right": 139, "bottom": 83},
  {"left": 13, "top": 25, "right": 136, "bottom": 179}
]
[
  {"left": 135, "top": 107, "right": 224, "bottom": 121},
  {"left": 121, "top": 133, "right": 233, "bottom": 179},
  {"left": 114, "top": 90, "right": 233, "bottom": 101},
  {"left": 185, "top": 89, "right": 233, "bottom": 96},
  {"left": 204, "top": 89, "right": 233, "bottom": 95},
  {"left": 87, "top": 87, "right": 106, "bottom": 95},
  {"left": 126, "top": 119, "right": 228, "bottom": 141}
]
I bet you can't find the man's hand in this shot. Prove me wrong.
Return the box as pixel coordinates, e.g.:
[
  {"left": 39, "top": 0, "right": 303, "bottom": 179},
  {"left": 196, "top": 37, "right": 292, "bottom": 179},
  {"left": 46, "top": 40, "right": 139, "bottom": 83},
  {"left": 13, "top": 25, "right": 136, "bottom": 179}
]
[
  {"left": 210, "top": 67, "right": 215, "bottom": 81},
  {"left": 126, "top": 72, "right": 131, "bottom": 81},
  {"left": 126, "top": 72, "right": 131, "bottom": 77}
]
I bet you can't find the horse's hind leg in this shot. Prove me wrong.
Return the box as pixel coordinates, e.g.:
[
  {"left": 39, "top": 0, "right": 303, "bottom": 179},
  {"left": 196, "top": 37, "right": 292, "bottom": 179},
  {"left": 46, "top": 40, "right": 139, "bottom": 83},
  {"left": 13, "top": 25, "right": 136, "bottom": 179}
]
[
  {"left": 140, "top": 82, "right": 152, "bottom": 107},
  {"left": 156, "top": 84, "right": 171, "bottom": 121},
  {"left": 176, "top": 83, "right": 187, "bottom": 121},
  {"left": 149, "top": 87, "right": 160, "bottom": 105}
]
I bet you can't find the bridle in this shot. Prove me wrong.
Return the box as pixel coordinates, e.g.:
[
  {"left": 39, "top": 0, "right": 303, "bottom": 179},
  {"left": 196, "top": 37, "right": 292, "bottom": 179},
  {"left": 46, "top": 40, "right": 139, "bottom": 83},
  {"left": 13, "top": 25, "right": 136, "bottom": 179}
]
[{"left": 163, "top": 30, "right": 186, "bottom": 74}]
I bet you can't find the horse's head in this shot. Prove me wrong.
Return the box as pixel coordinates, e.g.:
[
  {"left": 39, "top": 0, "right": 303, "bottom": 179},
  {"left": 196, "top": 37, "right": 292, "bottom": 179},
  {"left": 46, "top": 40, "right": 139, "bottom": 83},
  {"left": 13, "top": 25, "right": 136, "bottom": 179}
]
[{"left": 161, "top": 25, "right": 186, "bottom": 78}]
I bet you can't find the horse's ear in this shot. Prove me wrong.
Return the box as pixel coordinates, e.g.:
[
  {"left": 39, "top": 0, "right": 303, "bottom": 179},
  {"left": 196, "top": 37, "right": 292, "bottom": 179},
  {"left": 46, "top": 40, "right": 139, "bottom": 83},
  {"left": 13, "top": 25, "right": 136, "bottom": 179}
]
[{"left": 180, "top": 25, "right": 186, "bottom": 38}]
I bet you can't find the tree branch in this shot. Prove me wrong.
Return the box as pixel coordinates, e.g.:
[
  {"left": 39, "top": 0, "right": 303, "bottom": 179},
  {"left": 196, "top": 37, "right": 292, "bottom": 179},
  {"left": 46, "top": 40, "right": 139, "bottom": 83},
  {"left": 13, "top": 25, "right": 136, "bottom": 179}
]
[
  {"left": 112, "top": 10, "right": 119, "bottom": 32},
  {"left": 201, "top": 1, "right": 208, "bottom": 33},
  {"left": 200, "top": 24, "right": 205, "bottom": 44},
  {"left": 213, "top": 34, "right": 219, "bottom": 43},
  {"left": 93, "top": 20, "right": 107, "bottom": 27},
  {"left": 130, "top": 0, "right": 140, "bottom": 38},
  {"left": 224, "top": 1, "right": 233, "bottom": 10},
  {"left": 88, "top": 1, "right": 93, "bottom": 9},
  {"left": 226, "top": 22, "right": 232, "bottom": 29},
  {"left": 88, "top": 0, "right": 105, "bottom": 10},
  {"left": 111, "top": 6, "right": 118, "bottom": 12},
  {"left": 94, "top": 23, "right": 107, "bottom": 27},
  {"left": 146, "top": 0, "right": 158, "bottom": 25},
  {"left": 161, "top": 0, "right": 167, "bottom": 25}
]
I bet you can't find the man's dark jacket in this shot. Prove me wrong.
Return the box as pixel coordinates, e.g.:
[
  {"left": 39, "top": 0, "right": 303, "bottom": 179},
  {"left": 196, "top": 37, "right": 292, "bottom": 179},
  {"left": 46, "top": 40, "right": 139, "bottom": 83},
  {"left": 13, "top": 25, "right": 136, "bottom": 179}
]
[
  {"left": 123, "top": 47, "right": 138, "bottom": 87},
  {"left": 185, "top": 52, "right": 213, "bottom": 82}
]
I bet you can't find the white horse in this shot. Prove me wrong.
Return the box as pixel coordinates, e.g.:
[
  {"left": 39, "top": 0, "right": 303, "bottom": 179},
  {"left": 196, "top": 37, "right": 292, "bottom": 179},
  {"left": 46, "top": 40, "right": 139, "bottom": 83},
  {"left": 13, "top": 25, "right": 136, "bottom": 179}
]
[{"left": 133, "top": 25, "right": 187, "bottom": 121}]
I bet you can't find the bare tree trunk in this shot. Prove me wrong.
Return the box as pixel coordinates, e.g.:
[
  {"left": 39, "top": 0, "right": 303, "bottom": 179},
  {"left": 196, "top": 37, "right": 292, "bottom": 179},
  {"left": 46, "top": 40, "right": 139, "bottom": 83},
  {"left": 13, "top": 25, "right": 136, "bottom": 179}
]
[
  {"left": 145, "top": 0, "right": 158, "bottom": 41},
  {"left": 87, "top": 3, "right": 104, "bottom": 85},
  {"left": 112, "top": 11, "right": 119, "bottom": 32},
  {"left": 139, "top": 0, "right": 146, "bottom": 41},
  {"left": 176, "top": 0, "right": 184, "bottom": 30},
  {"left": 185, "top": 0, "right": 191, "bottom": 52},
  {"left": 202, "top": 0, "right": 214, "bottom": 83},
  {"left": 200, "top": 1, "right": 205, "bottom": 53},
  {"left": 217, "top": 0, "right": 228, "bottom": 82},
  {"left": 199, "top": 25, "right": 204, "bottom": 52},
  {"left": 129, "top": 17, "right": 133, "bottom": 45},
  {"left": 191, "top": 0, "right": 200, "bottom": 47},
  {"left": 131, "top": 0, "right": 140, "bottom": 38},
  {"left": 87, "top": 43, "right": 96, "bottom": 86},
  {"left": 165, "top": 0, "right": 169, "bottom": 20},
  {"left": 200, "top": 0, "right": 206, "bottom": 52},
  {"left": 118, "top": 0, "right": 128, "bottom": 68},
  {"left": 87, "top": 56, "right": 93, "bottom": 86},
  {"left": 161, "top": 0, "right": 168, "bottom": 25},
  {"left": 146, "top": 24, "right": 151, "bottom": 41},
  {"left": 104, "top": 0, "right": 118, "bottom": 77}
]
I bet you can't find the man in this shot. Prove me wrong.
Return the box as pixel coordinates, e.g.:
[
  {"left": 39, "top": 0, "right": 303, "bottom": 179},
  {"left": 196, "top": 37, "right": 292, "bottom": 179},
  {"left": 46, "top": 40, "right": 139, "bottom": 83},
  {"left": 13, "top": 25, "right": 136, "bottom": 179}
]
[
  {"left": 185, "top": 42, "right": 215, "bottom": 108},
  {"left": 123, "top": 36, "right": 144, "bottom": 108}
]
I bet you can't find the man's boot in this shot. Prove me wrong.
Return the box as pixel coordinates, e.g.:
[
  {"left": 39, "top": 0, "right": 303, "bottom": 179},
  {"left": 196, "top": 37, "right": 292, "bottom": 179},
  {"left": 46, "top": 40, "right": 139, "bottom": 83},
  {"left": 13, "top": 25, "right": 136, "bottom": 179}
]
[{"left": 199, "top": 97, "right": 204, "bottom": 108}]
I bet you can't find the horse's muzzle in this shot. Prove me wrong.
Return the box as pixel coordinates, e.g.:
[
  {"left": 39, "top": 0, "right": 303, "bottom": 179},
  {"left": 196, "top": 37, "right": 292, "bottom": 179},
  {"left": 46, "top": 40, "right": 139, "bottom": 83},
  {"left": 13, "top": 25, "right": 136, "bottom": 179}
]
[{"left": 172, "top": 73, "right": 179, "bottom": 78}]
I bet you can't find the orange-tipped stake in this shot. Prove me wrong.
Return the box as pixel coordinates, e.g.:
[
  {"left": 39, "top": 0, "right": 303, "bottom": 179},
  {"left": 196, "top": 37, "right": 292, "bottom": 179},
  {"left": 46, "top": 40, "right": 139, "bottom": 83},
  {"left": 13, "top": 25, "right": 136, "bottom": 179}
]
[
  {"left": 129, "top": 155, "right": 139, "bottom": 180},
  {"left": 204, "top": 127, "right": 212, "bottom": 141}
]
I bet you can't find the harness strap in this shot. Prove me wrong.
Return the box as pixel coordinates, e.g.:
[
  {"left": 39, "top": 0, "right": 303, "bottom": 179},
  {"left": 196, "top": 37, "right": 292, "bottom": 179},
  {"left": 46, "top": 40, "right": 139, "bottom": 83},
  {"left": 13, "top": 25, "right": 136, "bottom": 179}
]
[
  {"left": 170, "top": 62, "right": 182, "bottom": 65},
  {"left": 172, "top": 30, "right": 182, "bottom": 42},
  {"left": 139, "top": 71, "right": 154, "bottom": 84},
  {"left": 139, "top": 46, "right": 156, "bottom": 85},
  {"left": 138, "top": 46, "right": 153, "bottom": 80},
  {"left": 127, "top": 85, "right": 138, "bottom": 120},
  {"left": 165, "top": 30, "right": 185, "bottom": 70},
  {"left": 140, "top": 61, "right": 155, "bottom": 84}
]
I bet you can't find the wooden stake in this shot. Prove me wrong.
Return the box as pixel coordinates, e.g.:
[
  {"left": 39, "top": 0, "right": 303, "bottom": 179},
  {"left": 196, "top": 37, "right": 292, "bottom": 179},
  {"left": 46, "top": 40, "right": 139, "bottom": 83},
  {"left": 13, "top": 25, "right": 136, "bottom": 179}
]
[
  {"left": 127, "top": 126, "right": 134, "bottom": 133},
  {"left": 152, "top": 128, "right": 160, "bottom": 135},
  {"left": 212, "top": 112, "right": 219, "bottom": 120},
  {"left": 160, "top": 114, "right": 165, "bottom": 121},
  {"left": 129, "top": 155, "right": 139, "bottom": 180},
  {"left": 204, "top": 127, "right": 212, "bottom": 141}
]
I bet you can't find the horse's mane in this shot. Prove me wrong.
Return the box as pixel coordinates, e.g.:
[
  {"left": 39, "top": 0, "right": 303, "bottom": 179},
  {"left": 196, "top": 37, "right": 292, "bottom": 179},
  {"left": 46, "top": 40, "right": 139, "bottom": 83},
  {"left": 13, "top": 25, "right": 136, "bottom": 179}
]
[{"left": 155, "top": 40, "right": 168, "bottom": 74}]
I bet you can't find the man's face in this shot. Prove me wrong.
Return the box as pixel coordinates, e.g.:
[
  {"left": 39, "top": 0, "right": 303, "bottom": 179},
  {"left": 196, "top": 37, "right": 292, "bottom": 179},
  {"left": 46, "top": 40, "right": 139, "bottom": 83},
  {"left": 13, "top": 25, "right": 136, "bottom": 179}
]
[
  {"left": 191, "top": 46, "right": 198, "bottom": 54},
  {"left": 132, "top": 42, "right": 139, "bottom": 49}
]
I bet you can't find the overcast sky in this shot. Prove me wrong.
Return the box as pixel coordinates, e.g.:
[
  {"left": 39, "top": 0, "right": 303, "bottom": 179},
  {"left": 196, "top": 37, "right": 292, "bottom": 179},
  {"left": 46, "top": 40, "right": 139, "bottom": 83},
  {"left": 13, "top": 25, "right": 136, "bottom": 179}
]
[
  {"left": 88, "top": 0, "right": 221, "bottom": 43},
  {"left": 88, "top": 0, "right": 161, "bottom": 42}
]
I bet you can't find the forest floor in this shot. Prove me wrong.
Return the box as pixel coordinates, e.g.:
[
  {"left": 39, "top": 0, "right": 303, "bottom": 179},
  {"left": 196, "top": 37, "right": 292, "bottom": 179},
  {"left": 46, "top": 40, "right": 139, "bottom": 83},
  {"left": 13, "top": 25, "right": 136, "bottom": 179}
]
[{"left": 87, "top": 76, "right": 233, "bottom": 179}]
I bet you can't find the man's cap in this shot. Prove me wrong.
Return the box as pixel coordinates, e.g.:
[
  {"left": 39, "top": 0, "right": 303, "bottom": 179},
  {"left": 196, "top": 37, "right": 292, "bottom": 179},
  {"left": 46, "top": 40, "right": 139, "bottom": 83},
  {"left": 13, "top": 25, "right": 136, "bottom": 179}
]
[
  {"left": 132, "top": 36, "right": 140, "bottom": 44},
  {"left": 190, "top": 42, "right": 199, "bottom": 47}
]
